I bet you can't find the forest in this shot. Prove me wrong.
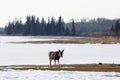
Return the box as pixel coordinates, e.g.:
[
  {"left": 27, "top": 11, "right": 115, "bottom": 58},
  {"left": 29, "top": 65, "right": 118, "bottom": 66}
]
[
  {"left": 5, "top": 16, "right": 75, "bottom": 36},
  {"left": 3, "top": 16, "right": 120, "bottom": 36}
]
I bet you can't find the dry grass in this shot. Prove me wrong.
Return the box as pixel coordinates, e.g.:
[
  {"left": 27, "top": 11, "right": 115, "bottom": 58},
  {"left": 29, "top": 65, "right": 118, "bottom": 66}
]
[
  {"left": 9, "top": 36, "right": 120, "bottom": 44},
  {"left": 1, "top": 64, "right": 120, "bottom": 72}
]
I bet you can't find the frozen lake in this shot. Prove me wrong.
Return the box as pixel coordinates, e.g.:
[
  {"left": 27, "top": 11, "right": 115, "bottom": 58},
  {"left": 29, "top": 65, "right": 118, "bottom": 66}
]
[{"left": 0, "top": 36, "right": 120, "bottom": 65}]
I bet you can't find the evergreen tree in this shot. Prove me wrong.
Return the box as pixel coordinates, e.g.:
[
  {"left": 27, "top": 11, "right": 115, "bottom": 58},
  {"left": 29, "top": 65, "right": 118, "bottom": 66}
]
[
  {"left": 50, "top": 17, "right": 56, "bottom": 35},
  {"left": 41, "top": 17, "right": 46, "bottom": 35},
  {"left": 115, "top": 20, "right": 120, "bottom": 33},
  {"left": 23, "top": 16, "right": 31, "bottom": 35},
  {"left": 65, "top": 27, "right": 70, "bottom": 36},
  {"left": 71, "top": 19, "right": 76, "bottom": 36},
  {"left": 14, "top": 20, "right": 23, "bottom": 35},
  {"left": 35, "top": 18, "right": 40, "bottom": 35},
  {"left": 111, "top": 24, "right": 114, "bottom": 32},
  {"left": 46, "top": 17, "right": 50, "bottom": 35},
  {"left": 6, "top": 21, "right": 15, "bottom": 35},
  {"left": 111, "top": 20, "right": 120, "bottom": 36},
  {"left": 56, "top": 16, "right": 65, "bottom": 35},
  {"left": 29, "top": 16, "right": 36, "bottom": 35}
]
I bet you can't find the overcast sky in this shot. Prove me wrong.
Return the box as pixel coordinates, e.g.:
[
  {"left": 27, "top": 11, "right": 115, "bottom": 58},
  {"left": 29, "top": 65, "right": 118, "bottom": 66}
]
[{"left": 0, "top": 0, "right": 120, "bottom": 27}]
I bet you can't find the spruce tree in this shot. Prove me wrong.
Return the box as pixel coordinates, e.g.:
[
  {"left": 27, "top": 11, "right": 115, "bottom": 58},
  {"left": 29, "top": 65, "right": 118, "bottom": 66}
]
[{"left": 71, "top": 19, "right": 76, "bottom": 36}]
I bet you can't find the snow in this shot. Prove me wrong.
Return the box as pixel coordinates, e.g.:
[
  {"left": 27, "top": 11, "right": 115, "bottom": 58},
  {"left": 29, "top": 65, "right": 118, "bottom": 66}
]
[
  {"left": 0, "top": 36, "right": 120, "bottom": 80},
  {"left": 0, "top": 36, "right": 57, "bottom": 43},
  {"left": 0, "top": 36, "right": 120, "bottom": 65},
  {"left": 0, "top": 70, "right": 120, "bottom": 80}
]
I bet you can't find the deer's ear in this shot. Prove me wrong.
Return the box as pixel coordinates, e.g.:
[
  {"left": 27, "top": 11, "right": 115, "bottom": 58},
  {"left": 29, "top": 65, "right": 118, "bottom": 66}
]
[
  {"left": 58, "top": 50, "right": 60, "bottom": 52},
  {"left": 62, "top": 50, "right": 64, "bottom": 52}
]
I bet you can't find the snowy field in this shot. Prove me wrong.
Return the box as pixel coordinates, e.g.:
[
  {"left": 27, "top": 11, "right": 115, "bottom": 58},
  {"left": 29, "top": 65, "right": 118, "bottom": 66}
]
[
  {"left": 0, "top": 70, "right": 120, "bottom": 80},
  {"left": 0, "top": 36, "right": 120, "bottom": 80},
  {"left": 0, "top": 36, "right": 120, "bottom": 65}
]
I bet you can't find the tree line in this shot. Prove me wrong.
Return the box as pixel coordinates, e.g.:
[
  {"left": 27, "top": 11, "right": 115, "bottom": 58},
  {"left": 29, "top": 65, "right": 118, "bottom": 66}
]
[
  {"left": 4, "top": 16, "right": 120, "bottom": 37},
  {"left": 111, "top": 20, "right": 120, "bottom": 36},
  {"left": 5, "top": 16, "right": 76, "bottom": 36}
]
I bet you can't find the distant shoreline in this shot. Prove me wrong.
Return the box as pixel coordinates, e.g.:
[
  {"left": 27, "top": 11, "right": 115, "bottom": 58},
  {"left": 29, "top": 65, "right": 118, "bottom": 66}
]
[
  {"left": 1, "top": 64, "right": 120, "bottom": 72},
  {"left": 8, "top": 36, "right": 120, "bottom": 44}
]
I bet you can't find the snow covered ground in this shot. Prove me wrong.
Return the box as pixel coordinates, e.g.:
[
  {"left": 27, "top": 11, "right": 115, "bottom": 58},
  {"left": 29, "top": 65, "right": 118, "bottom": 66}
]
[
  {"left": 0, "top": 36, "right": 57, "bottom": 43},
  {"left": 0, "top": 36, "right": 120, "bottom": 65},
  {"left": 0, "top": 70, "right": 120, "bottom": 80},
  {"left": 0, "top": 36, "right": 120, "bottom": 80}
]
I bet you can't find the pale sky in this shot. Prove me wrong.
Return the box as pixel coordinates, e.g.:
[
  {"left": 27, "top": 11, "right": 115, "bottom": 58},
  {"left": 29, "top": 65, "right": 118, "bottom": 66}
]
[{"left": 0, "top": 0, "right": 120, "bottom": 27}]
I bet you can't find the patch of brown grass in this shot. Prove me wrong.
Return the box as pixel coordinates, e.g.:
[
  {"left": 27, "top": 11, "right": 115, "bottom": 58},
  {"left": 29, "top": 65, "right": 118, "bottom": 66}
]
[
  {"left": 8, "top": 36, "right": 120, "bottom": 44},
  {"left": 1, "top": 64, "right": 120, "bottom": 72}
]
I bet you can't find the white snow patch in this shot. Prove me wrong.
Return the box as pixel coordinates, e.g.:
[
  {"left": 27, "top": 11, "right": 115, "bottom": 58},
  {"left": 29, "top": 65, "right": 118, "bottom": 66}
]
[{"left": 0, "top": 70, "right": 120, "bottom": 80}]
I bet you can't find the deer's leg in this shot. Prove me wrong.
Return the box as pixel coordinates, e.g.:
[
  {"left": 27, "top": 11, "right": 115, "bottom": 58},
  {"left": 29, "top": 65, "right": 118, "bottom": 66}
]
[
  {"left": 49, "top": 59, "right": 52, "bottom": 68},
  {"left": 58, "top": 60, "right": 59, "bottom": 65},
  {"left": 58, "top": 60, "right": 60, "bottom": 68},
  {"left": 54, "top": 60, "right": 56, "bottom": 66}
]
